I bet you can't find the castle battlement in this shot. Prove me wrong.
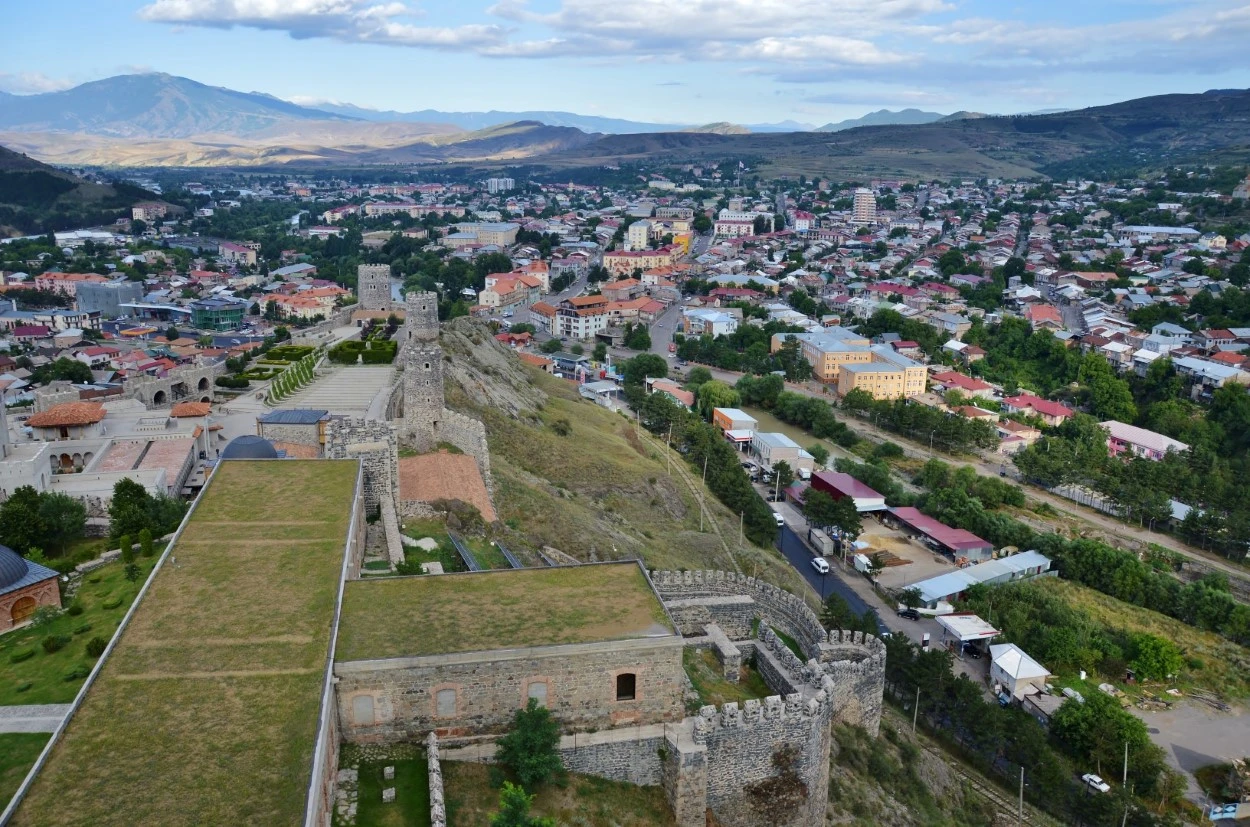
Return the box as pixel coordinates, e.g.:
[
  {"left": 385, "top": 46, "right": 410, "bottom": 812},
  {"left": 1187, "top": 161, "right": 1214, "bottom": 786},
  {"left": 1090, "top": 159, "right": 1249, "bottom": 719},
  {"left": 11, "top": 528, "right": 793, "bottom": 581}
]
[{"left": 691, "top": 690, "right": 830, "bottom": 744}]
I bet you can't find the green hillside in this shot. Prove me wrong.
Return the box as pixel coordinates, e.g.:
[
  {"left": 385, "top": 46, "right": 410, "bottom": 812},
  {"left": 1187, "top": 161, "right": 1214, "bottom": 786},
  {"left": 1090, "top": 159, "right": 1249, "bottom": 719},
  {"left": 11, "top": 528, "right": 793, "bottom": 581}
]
[{"left": 0, "top": 145, "right": 153, "bottom": 236}]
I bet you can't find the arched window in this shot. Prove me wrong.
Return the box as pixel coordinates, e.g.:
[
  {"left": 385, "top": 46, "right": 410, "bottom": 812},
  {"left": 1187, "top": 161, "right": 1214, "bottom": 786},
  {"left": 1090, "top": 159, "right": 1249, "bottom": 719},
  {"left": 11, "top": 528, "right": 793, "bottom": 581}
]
[{"left": 615, "top": 673, "right": 636, "bottom": 701}]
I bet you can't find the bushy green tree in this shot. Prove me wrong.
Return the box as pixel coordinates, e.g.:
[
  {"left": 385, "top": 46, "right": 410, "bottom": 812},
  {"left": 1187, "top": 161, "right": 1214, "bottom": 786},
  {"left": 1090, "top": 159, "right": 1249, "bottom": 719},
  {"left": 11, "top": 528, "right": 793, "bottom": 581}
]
[
  {"left": 490, "top": 782, "right": 555, "bottom": 827},
  {"left": 497, "top": 699, "right": 562, "bottom": 790}
]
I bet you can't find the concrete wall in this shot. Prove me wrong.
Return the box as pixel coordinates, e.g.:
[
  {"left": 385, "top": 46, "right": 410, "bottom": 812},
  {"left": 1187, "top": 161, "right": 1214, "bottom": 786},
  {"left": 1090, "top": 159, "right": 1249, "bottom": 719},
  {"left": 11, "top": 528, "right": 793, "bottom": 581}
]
[
  {"left": 426, "top": 733, "right": 447, "bottom": 827},
  {"left": 335, "top": 637, "right": 686, "bottom": 743}
]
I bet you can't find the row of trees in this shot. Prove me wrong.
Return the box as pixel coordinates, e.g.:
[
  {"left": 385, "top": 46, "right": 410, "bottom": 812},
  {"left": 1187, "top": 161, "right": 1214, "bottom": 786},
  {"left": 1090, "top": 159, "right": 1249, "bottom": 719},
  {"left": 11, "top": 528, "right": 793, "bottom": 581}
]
[
  {"left": 840, "top": 389, "right": 999, "bottom": 454},
  {"left": 884, "top": 634, "right": 1182, "bottom": 826}
]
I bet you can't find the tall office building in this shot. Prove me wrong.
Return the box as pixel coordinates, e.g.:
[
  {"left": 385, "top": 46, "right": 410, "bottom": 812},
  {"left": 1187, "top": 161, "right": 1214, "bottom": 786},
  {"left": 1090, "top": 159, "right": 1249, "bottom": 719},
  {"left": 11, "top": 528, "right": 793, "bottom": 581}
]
[
  {"left": 486, "top": 177, "right": 515, "bottom": 194},
  {"left": 852, "top": 188, "right": 877, "bottom": 226}
]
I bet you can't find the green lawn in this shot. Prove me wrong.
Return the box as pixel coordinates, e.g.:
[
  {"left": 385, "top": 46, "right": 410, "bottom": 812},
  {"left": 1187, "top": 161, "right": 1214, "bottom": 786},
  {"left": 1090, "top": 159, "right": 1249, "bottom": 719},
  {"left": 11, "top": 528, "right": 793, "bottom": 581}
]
[
  {"left": 443, "top": 761, "right": 675, "bottom": 827},
  {"left": 399, "top": 518, "right": 465, "bottom": 573},
  {"left": 683, "top": 648, "right": 772, "bottom": 708},
  {"left": 338, "top": 562, "right": 674, "bottom": 661},
  {"left": 355, "top": 759, "right": 431, "bottom": 827},
  {"left": 0, "top": 734, "right": 49, "bottom": 814},
  {"left": 0, "top": 559, "right": 149, "bottom": 706},
  {"left": 10, "top": 460, "right": 359, "bottom": 827}
]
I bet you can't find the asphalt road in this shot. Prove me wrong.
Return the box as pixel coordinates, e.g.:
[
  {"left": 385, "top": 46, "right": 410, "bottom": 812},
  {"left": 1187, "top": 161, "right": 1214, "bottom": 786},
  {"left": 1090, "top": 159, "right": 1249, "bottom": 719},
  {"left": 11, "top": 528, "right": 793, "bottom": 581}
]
[{"left": 776, "top": 524, "right": 889, "bottom": 635}]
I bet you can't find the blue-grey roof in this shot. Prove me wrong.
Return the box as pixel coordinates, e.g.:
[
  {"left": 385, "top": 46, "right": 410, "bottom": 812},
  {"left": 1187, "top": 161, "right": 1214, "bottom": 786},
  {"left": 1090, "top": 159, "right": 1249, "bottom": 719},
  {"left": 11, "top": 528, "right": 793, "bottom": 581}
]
[
  {"left": 221, "top": 435, "right": 279, "bottom": 460},
  {"left": 0, "top": 546, "right": 59, "bottom": 596},
  {"left": 259, "top": 409, "right": 329, "bottom": 425}
]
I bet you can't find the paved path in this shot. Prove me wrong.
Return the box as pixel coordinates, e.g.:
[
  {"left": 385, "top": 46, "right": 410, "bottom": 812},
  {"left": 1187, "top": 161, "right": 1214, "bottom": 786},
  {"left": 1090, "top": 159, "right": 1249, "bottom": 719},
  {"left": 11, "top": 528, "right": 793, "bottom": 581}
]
[
  {"left": 0, "top": 704, "right": 71, "bottom": 733},
  {"left": 278, "top": 366, "right": 398, "bottom": 416},
  {"left": 1130, "top": 702, "right": 1250, "bottom": 802}
]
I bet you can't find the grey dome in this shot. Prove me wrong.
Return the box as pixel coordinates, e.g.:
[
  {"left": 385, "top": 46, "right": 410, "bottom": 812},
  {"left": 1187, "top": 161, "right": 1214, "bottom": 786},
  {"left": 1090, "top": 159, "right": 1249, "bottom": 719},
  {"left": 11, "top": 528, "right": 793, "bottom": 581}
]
[
  {"left": 0, "top": 545, "right": 29, "bottom": 590},
  {"left": 221, "top": 435, "right": 279, "bottom": 461}
]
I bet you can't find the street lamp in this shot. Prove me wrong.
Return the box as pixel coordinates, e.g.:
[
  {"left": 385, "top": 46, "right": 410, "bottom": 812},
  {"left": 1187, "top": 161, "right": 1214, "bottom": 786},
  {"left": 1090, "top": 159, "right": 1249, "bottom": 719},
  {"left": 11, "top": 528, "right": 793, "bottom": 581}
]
[{"left": 929, "top": 430, "right": 937, "bottom": 457}]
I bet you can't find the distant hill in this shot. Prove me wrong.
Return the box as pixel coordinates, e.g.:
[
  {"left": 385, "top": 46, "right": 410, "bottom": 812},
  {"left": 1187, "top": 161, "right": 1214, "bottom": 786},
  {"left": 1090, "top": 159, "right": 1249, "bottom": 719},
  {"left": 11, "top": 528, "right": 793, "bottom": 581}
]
[
  {"left": 0, "top": 73, "right": 364, "bottom": 139},
  {"left": 309, "top": 101, "right": 679, "bottom": 135},
  {"left": 529, "top": 89, "right": 1250, "bottom": 180},
  {"left": 682, "top": 122, "right": 751, "bottom": 135},
  {"left": 816, "top": 109, "right": 947, "bottom": 132},
  {"left": 0, "top": 145, "right": 154, "bottom": 236}
]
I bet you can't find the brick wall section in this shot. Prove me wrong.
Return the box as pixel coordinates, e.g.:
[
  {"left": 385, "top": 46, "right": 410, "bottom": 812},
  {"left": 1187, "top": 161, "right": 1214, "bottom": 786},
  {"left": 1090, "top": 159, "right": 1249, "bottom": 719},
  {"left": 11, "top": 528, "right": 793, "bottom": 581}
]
[
  {"left": 256, "top": 421, "right": 321, "bottom": 448},
  {"left": 426, "top": 733, "right": 447, "bottom": 827},
  {"left": 335, "top": 637, "right": 687, "bottom": 743}
]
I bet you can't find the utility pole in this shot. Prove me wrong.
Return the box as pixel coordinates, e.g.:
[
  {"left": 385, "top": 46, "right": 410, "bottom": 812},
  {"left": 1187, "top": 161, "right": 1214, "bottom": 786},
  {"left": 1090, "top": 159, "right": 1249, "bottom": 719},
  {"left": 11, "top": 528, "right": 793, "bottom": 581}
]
[
  {"left": 665, "top": 424, "right": 672, "bottom": 476},
  {"left": 739, "top": 512, "right": 744, "bottom": 553},
  {"left": 1018, "top": 766, "right": 1024, "bottom": 826},
  {"left": 699, "top": 455, "right": 709, "bottom": 533},
  {"left": 912, "top": 686, "right": 920, "bottom": 735}
]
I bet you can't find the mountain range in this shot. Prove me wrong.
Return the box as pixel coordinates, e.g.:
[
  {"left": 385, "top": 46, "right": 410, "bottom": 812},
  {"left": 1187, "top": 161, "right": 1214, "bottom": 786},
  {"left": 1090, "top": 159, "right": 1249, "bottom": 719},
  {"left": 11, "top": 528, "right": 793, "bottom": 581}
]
[{"left": 0, "top": 73, "right": 1248, "bottom": 180}]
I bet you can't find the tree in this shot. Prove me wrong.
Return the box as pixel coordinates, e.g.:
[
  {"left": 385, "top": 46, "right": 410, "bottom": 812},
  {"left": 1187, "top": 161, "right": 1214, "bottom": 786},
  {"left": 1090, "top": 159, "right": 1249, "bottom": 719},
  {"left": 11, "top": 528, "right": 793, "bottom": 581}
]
[
  {"left": 807, "top": 444, "right": 829, "bottom": 467},
  {"left": 491, "top": 782, "right": 555, "bottom": 827},
  {"left": 773, "top": 460, "right": 795, "bottom": 490},
  {"left": 139, "top": 528, "right": 154, "bottom": 558},
  {"left": 622, "top": 353, "right": 667, "bottom": 387},
  {"left": 165, "top": 325, "right": 180, "bottom": 341},
  {"left": 686, "top": 366, "right": 713, "bottom": 388},
  {"left": 1078, "top": 354, "right": 1137, "bottom": 423},
  {"left": 37, "top": 491, "right": 86, "bottom": 555},
  {"left": 692, "top": 213, "right": 712, "bottom": 234},
  {"left": 496, "top": 699, "right": 562, "bottom": 790},
  {"left": 752, "top": 215, "right": 771, "bottom": 235},
  {"left": 623, "top": 323, "right": 652, "bottom": 351},
  {"left": 0, "top": 486, "right": 47, "bottom": 555},
  {"left": 540, "top": 338, "right": 562, "bottom": 354},
  {"left": 898, "top": 587, "right": 923, "bottom": 610},
  {"left": 592, "top": 342, "right": 607, "bottom": 362},
  {"left": 696, "top": 379, "right": 740, "bottom": 420},
  {"left": 119, "top": 534, "right": 134, "bottom": 564}
]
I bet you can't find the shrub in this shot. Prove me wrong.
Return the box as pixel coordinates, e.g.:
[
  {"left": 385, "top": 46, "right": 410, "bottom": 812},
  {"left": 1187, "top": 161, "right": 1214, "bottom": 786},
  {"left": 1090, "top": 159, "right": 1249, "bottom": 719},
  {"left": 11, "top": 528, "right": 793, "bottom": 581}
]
[
  {"left": 215, "top": 375, "right": 250, "bottom": 389},
  {"left": 87, "top": 575, "right": 102, "bottom": 584},
  {"left": 10, "top": 648, "right": 36, "bottom": 663},
  {"left": 15, "top": 682, "right": 32, "bottom": 693},
  {"left": 139, "top": 528, "right": 154, "bottom": 558},
  {"left": 67, "top": 603, "right": 84, "bottom": 616},
  {"left": 101, "top": 597, "right": 123, "bottom": 610},
  {"left": 85, "top": 636, "right": 108, "bottom": 658},
  {"left": 42, "top": 634, "right": 71, "bottom": 654},
  {"left": 63, "top": 664, "right": 91, "bottom": 681},
  {"left": 73, "top": 623, "right": 92, "bottom": 635}
]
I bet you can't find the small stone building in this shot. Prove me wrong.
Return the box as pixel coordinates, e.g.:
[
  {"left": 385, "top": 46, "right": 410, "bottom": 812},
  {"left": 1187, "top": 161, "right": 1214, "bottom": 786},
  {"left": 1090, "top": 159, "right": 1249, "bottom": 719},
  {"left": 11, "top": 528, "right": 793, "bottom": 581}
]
[{"left": 0, "top": 545, "right": 61, "bottom": 634}]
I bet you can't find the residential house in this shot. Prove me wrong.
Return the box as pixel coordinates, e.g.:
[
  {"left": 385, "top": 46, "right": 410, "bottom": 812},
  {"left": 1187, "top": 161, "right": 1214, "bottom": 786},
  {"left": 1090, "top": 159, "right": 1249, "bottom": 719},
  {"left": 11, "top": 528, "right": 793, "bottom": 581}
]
[
  {"left": 1001, "top": 394, "right": 1072, "bottom": 426},
  {"left": 990, "top": 644, "right": 1051, "bottom": 701},
  {"left": 1101, "top": 421, "right": 1188, "bottom": 460},
  {"left": 218, "top": 242, "right": 257, "bottom": 267}
]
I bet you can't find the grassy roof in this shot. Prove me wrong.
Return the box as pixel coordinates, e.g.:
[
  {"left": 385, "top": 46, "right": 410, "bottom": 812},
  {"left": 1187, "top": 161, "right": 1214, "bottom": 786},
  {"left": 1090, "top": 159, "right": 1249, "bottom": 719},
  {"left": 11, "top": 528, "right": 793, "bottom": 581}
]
[
  {"left": 337, "top": 562, "right": 675, "bottom": 661},
  {"left": 11, "top": 459, "right": 359, "bottom": 827}
]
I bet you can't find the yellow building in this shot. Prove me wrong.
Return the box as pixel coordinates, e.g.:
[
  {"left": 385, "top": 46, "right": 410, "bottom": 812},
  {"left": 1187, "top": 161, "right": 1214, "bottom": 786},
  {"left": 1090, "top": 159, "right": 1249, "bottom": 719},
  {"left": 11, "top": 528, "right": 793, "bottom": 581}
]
[
  {"left": 772, "top": 330, "right": 872, "bottom": 383},
  {"left": 603, "top": 247, "right": 678, "bottom": 276},
  {"left": 834, "top": 346, "right": 927, "bottom": 400}
]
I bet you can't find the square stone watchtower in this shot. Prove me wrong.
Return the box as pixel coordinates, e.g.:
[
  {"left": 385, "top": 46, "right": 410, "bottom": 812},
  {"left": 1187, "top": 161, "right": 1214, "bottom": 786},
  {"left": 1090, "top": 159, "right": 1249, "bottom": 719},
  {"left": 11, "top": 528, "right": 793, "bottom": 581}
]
[
  {"left": 401, "top": 291, "right": 443, "bottom": 450},
  {"left": 357, "top": 264, "right": 393, "bottom": 313}
]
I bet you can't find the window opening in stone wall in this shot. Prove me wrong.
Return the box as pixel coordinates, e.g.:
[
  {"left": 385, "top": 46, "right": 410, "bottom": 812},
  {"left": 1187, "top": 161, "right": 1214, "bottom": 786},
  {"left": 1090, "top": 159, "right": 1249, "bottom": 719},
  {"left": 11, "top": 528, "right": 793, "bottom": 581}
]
[
  {"left": 527, "top": 681, "right": 548, "bottom": 708},
  {"left": 615, "top": 673, "right": 636, "bottom": 701},
  {"left": 436, "top": 688, "right": 457, "bottom": 716},
  {"left": 352, "top": 694, "right": 375, "bottom": 726}
]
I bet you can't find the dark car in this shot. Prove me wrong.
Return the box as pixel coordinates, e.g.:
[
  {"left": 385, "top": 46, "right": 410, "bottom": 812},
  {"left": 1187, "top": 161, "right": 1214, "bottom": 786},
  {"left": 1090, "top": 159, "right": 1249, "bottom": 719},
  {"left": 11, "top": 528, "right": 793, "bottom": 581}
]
[
  {"left": 962, "top": 644, "right": 983, "bottom": 659},
  {"left": 897, "top": 608, "right": 921, "bottom": 621}
]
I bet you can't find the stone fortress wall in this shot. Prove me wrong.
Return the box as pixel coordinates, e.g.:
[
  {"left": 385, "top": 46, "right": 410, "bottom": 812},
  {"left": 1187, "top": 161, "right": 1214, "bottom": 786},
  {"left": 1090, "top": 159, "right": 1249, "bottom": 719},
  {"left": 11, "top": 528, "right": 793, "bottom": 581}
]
[
  {"left": 339, "top": 567, "right": 886, "bottom": 827},
  {"left": 357, "top": 263, "right": 393, "bottom": 313}
]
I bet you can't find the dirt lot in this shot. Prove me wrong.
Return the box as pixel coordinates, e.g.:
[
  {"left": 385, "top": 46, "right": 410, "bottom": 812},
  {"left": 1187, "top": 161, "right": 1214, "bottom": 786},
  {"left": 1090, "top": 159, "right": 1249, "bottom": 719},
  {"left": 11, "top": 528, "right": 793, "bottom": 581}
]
[
  {"left": 1130, "top": 701, "right": 1250, "bottom": 802},
  {"left": 862, "top": 520, "right": 956, "bottom": 589}
]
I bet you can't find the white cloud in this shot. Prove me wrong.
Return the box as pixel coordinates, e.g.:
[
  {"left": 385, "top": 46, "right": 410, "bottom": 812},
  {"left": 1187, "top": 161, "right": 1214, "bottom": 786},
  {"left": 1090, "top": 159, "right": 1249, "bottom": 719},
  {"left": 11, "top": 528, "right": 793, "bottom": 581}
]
[
  {"left": 0, "top": 72, "right": 76, "bottom": 94},
  {"left": 138, "top": 0, "right": 505, "bottom": 48}
]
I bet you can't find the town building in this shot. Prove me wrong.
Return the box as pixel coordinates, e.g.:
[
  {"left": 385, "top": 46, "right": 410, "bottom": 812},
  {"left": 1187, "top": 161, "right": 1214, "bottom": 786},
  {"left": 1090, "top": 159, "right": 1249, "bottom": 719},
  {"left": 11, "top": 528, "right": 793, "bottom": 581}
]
[
  {"left": 835, "top": 347, "right": 927, "bottom": 400},
  {"left": 189, "top": 298, "right": 247, "bottom": 331},
  {"left": 852, "top": 189, "right": 877, "bottom": 225},
  {"left": 1101, "top": 421, "right": 1189, "bottom": 460}
]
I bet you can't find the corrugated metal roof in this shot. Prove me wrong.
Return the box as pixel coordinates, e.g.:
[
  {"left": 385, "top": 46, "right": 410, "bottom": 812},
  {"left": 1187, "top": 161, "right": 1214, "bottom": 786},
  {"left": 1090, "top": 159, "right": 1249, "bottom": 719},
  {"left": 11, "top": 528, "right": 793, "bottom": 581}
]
[{"left": 258, "top": 409, "right": 329, "bottom": 425}]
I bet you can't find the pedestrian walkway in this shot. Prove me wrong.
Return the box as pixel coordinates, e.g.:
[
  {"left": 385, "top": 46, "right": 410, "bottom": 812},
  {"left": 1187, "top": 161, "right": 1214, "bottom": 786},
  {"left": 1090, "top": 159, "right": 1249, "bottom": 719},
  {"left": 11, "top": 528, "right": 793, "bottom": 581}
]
[
  {"left": 278, "top": 366, "right": 398, "bottom": 416},
  {"left": 0, "top": 704, "right": 71, "bottom": 733}
]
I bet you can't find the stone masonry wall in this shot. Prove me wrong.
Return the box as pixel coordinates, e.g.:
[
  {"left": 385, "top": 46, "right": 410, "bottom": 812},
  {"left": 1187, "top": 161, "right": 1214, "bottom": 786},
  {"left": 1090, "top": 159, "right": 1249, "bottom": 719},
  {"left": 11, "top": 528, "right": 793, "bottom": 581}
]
[
  {"left": 335, "top": 638, "right": 686, "bottom": 743},
  {"left": 649, "top": 570, "right": 829, "bottom": 657},
  {"left": 324, "top": 417, "right": 398, "bottom": 512},
  {"left": 435, "top": 408, "right": 492, "bottom": 495},
  {"left": 561, "top": 731, "right": 667, "bottom": 787},
  {"left": 427, "top": 733, "right": 447, "bottom": 827},
  {"left": 662, "top": 595, "right": 755, "bottom": 639},
  {"left": 256, "top": 421, "right": 322, "bottom": 449}
]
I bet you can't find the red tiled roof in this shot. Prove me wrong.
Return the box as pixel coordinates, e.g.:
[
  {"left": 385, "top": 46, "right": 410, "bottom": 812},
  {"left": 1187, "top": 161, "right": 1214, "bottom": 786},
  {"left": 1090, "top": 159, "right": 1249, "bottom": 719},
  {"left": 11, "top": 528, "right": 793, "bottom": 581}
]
[
  {"left": 170, "top": 401, "right": 211, "bottom": 417},
  {"left": 28, "top": 402, "right": 105, "bottom": 428}
]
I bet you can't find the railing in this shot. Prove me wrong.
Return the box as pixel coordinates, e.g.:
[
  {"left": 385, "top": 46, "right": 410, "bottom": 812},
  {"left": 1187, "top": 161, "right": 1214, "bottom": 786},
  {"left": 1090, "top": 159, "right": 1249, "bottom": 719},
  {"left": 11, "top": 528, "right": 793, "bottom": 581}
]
[
  {"left": 447, "top": 532, "right": 481, "bottom": 572},
  {"left": 495, "top": 541, "right": 522, "bottom": 569}
]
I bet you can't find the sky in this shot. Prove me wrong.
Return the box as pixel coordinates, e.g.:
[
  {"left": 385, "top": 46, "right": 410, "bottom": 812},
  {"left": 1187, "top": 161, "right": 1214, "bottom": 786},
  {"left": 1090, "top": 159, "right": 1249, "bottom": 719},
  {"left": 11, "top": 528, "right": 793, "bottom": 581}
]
[{"left": 2, "top": 0, "right": 1250, "bottom": 126}]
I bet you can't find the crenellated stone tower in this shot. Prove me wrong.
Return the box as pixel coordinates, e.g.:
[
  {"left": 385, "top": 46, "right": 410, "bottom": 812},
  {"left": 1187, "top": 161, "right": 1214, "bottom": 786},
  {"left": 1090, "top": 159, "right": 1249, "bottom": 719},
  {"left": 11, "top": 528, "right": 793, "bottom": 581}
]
[
  {"left": 401, "top": 291, "right": 443, "bottom": 451},
  {"left": 357, "top": 264, "right": 393, "bottom": 313}
]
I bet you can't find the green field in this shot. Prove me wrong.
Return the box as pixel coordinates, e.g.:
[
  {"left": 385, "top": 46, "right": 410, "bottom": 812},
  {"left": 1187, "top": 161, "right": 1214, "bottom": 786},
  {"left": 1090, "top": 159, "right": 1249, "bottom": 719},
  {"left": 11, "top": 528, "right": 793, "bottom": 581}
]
[
  {"left": 0, "top": 734, "right": 48, "bottom": 814},
  {"left": 443, "top": 761, "right": 676, "bottom": 827},
  {"left": 10, "top": 459, "right": 359, "bottom": 827},
  {"left": 0, "top": 560, "right": 148, "bottom": 705},
  {"left": 338, "top": 562, "right": 674, "bottom": 661},
  {"left": 355, "top": 758, "right": 431, "bottom": 827},
  {"left": 683, "top": 648, "right": 771, "bottom": 708}
]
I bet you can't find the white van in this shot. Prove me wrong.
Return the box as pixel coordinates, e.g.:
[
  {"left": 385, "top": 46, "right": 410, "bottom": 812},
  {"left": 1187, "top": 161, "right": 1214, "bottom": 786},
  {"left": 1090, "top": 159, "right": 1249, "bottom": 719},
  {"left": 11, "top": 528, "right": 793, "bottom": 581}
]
[
  {"left": 773, "top": 511, "right": 785, "bottom": 527},
  {"left": 810, "top": 557, "right": 830, "bottom": 575}
]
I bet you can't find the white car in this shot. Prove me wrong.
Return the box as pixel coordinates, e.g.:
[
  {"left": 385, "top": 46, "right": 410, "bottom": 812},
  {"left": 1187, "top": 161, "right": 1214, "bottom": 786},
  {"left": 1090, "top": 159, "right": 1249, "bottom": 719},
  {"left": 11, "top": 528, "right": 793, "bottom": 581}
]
[
  {"left": 810, "top": 557, "right": 830, "bottom": 574},
  {"left": 772, "top": 511, "right": 785, "bottom": 527},
  {"left": 1081, "top": 774, "right": 1111, "bottom": 794}
]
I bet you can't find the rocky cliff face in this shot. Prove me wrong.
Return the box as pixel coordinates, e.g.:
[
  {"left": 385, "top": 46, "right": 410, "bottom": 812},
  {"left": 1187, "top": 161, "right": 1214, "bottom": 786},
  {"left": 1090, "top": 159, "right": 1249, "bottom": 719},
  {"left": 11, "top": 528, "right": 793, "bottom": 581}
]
[{"left": 440, "top": 317, "right": 546, "bottom": 418}]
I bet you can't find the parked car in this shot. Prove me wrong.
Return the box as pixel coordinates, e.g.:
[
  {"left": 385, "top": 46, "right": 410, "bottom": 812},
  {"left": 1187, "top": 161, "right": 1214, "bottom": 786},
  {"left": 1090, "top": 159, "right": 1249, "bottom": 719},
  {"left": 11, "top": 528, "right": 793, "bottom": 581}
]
[
  {"left": 810, "top": 557, "right": 830, "bottom": 575},
  {"left": 961, "top": 643, "right": 982, "bottom": 659},
  {"left": 772, "top": 511, "right": 785, "bottom": 527},
  {"left": 1081, "top": 774, "right": 1111, "bottom": 794},
  {"left": 896, "top": 608, "right": 921, "bottom": 621}
]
